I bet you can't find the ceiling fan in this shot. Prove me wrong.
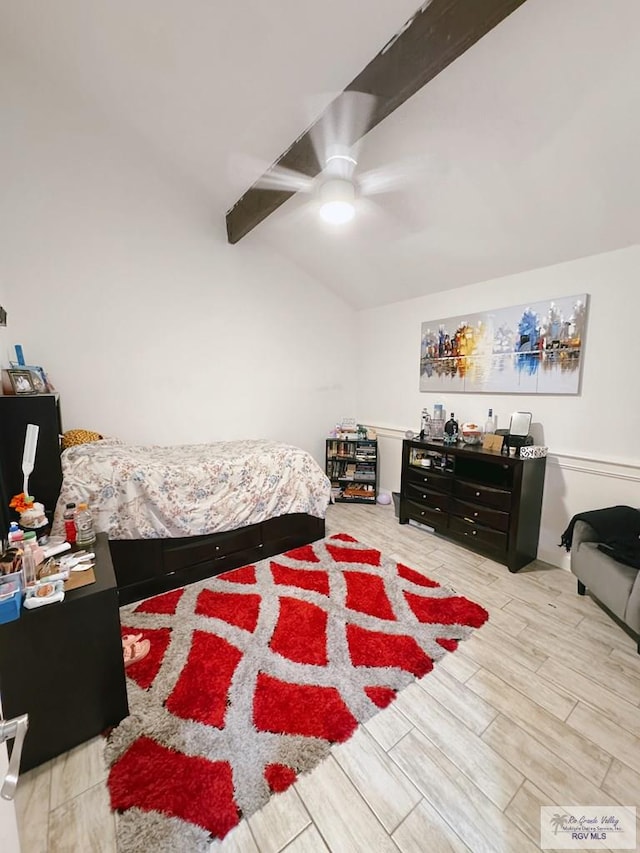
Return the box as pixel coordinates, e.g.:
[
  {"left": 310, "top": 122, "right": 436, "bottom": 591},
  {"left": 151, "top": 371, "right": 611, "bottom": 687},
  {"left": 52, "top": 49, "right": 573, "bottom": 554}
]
[
  {"left": 226, "top": 0, "right": 526, "bottom": 243},
  {"left": 245, "top": 91, "right": 420, "bottom": 227}
]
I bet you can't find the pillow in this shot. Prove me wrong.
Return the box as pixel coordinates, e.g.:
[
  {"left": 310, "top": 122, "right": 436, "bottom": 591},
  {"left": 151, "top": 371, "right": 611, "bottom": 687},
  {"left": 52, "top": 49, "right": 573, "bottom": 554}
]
[{"left": 61, "top": 429, "right": 103, "bottom": 450}]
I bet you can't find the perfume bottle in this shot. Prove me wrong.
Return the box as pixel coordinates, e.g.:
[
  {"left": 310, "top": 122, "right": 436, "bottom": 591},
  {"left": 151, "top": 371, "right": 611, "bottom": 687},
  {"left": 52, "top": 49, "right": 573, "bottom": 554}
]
[{"left": 444, "top": 413, "right": 458, "bottom": 445}]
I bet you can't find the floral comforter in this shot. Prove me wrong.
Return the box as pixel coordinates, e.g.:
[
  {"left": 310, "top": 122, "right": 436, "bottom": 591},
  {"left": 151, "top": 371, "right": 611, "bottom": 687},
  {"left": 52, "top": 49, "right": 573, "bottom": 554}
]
[{"left": 52, "top": 439, "right": 331, "bottom": 539}]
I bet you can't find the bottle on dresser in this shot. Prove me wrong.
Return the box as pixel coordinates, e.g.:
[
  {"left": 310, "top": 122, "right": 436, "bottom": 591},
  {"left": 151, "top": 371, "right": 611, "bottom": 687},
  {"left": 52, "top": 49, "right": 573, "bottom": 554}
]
[
  {"left": 484, "top": 408, "right": 496, "bottom": 435},
  {"left": 8, "top": 522, "right": 23, "bottom": 544},
  {"left": 63, "top": 503, "right": 77, "bottom": 544},
  {"left": 443, "top": 412, "right": 459, "bottom": 445},
  {"left": 74, "top": 503, "right": 96, "bottom": 546}
]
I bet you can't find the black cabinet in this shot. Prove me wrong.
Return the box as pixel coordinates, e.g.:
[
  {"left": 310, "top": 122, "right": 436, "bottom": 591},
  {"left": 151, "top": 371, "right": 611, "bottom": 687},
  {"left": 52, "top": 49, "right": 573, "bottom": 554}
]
[
  {"left": 399, "top": 439, "right": 546, "bottom": 572},
  {"left": 0, "top": 534, "right": 128, "bottom": 771},
  {"left": 325, "top": 439, "right": 378, "bottom": 503},
  {"left": 0, "top": 394, "right": 63, "bottom": 522}
]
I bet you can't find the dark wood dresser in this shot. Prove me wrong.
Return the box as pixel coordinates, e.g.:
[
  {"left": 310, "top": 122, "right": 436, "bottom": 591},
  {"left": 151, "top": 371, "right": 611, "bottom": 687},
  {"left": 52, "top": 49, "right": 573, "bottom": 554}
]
[{"left": 399, "top": 438, "right": 546, "bottom": 572}]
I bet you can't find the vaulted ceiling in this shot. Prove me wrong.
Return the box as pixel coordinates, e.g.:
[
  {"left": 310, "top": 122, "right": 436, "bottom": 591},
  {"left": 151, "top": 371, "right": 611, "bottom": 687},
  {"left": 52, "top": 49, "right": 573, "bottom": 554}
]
[{"left": 3, "top": 0, "right": 640, "bottom": 308}]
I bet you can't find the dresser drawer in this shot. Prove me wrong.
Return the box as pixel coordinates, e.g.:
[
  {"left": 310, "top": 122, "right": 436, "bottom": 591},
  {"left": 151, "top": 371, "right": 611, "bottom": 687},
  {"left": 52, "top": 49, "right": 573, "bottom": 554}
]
[
  {"left": 450, "top": 498, "right": 510, "bottom": 533},
  {"left": 406, "top": 466, "right": 452, "bottom": 494},
  {"left": 403, "top": 499, "right": 448, "bottom": 529},
  {"left": 448, "top": 515, "right": 508, "bottom": 552},
  {"left": 163, "top": 525, "right": 262, "bottom": 574},
  {"left": 405, "top": 483, "right": 450, "bottom": 513},
  {"left": 453, "top": 479, "right": 512, "bottom": 512}
]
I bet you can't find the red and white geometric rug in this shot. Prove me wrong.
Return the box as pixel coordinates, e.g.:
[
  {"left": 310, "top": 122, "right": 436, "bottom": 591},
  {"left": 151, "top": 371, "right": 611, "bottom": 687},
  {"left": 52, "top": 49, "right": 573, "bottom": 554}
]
[{"left": 106, "top": 534, "right": 489, "bottom": 851}]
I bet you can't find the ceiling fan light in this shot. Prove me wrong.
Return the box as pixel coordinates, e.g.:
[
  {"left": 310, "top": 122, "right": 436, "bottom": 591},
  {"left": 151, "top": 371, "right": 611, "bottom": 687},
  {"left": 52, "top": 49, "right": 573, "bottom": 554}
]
[
  {"left": 319, "top": 200, "right": 355, "bottom": 225},
  {"left": 318, "top": 178, "right": 356, "bottom": 225}
]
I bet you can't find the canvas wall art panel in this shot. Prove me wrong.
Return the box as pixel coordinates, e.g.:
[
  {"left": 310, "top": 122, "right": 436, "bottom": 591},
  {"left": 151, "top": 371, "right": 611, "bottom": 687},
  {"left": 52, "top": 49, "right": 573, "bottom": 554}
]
[{"left": 419, "top": 294, "right": 588, "bottom": 395}]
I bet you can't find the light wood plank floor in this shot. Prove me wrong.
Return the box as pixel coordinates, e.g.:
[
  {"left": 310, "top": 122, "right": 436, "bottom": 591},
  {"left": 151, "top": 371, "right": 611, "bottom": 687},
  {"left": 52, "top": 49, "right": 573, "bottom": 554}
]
[{"left": 15, "top": 503, "right": 640, "bottom": 852}]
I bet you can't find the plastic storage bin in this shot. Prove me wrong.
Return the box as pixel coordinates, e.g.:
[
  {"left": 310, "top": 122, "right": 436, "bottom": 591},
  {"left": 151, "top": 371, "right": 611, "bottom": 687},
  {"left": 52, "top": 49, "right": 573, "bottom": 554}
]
[{"left": 0, "top": 581, "right": 22, "bottom": 624}]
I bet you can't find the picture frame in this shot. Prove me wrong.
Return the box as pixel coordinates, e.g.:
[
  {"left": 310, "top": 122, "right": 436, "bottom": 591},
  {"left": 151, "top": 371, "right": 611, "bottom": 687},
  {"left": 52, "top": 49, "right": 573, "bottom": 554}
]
[
  {"left": 8, "top": 363, "right": 53, "bottom": 393},
  {"left": 7, "top": 369, "right": 36, "bottom": 395}
]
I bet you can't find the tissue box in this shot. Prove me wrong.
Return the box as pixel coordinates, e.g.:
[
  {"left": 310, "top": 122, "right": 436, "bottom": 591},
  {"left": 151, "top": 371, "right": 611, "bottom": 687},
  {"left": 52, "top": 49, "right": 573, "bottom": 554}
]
[
  {"left": 0, "top": 581, "right": 22, "bottom": 624},
  {"left": 520, "top": 445, "right": 548, "bottom": 459}
]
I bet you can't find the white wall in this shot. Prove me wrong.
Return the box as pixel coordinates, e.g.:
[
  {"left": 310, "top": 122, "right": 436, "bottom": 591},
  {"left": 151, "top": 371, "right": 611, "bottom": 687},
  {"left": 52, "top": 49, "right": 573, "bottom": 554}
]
[
  {"left": 356, "top": 246, "right": 640, "bottom": 567},
  {"left": 0, "top": 57, "right": 356, "bottom": 465}
]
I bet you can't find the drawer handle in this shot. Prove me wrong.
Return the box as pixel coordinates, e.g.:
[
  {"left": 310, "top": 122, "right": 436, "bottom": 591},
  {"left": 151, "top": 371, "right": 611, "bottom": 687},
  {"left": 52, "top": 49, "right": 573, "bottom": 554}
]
[
  {"left": 434, "top": 507, "right": 441, "bottom": 512},
  {"left": 472, "top": 530, "right": 478, "bottom": 536},
  {"left": 475, "top": 491, "right": 481, "bottom": 497},
  {"left": 422, "top": 493, "right": 427, "bottom": 499},
  {"left": 422, "top": 477, "right": 429, "bottom": 483},
  {"left": 215, "top": 545, "right": 220, "bottom": 551},
  {"left": 473, "top": 511, "right": 479, "bottom": 517}
]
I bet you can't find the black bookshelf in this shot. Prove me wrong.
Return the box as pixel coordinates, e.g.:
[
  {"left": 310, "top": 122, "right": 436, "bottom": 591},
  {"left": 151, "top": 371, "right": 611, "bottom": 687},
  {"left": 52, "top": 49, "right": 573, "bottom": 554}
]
[{"left": 325, "top": 438, "right": 378, "bottom": 504}]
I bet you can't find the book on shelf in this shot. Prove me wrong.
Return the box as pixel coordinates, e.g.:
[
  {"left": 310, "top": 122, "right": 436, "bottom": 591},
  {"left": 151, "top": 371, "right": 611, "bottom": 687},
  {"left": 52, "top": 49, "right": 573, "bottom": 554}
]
[
  {"left": 342, "top": 483, "right": 376, "bottom": 499},
  {"left": 355, "top": 472, "right": 375, "bottom": 481}
]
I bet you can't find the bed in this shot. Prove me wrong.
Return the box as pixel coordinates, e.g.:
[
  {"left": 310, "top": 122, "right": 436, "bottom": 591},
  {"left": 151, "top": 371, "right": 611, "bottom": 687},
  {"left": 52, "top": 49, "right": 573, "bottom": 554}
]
[{"left": 53, "top": 438, "right": 331, "bottom": 604}]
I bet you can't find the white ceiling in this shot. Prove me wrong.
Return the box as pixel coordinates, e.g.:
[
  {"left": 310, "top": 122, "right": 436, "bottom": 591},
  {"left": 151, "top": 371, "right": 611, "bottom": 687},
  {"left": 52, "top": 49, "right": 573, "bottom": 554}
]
[{"left": 2, "top": 0, "right": 640, "bottom": 309}]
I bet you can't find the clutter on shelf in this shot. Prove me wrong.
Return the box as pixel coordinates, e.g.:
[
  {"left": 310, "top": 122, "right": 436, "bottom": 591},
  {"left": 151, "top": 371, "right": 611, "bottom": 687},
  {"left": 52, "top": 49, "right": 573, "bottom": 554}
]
[
  {"left": 329, "top": 419, "right": 374, "bottom": 441},
  {"left": 9, "top": 492, "right": 50, "bottom": 537}
]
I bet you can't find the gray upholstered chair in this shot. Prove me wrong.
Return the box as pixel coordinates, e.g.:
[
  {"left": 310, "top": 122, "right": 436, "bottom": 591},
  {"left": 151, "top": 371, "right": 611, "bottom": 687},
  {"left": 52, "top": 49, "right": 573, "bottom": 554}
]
[{"left": 571, "top": 520, "right": 640, "bottom": 653}]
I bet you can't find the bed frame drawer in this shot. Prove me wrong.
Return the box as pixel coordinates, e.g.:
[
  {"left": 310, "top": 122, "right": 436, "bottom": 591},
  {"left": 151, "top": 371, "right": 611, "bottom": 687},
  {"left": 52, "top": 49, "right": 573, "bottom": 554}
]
[
  {"left": 163, "top": 525, "right": 262, "bottom": 574},
  {"left": 110, "top": 514, "right": 326, "bottom": 606}
]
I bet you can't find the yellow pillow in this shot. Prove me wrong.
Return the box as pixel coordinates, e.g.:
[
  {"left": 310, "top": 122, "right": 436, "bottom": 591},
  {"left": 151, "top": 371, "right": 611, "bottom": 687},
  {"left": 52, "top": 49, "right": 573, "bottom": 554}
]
[{"left": 61, "top": 429, "right": 103, "bottom": 450}]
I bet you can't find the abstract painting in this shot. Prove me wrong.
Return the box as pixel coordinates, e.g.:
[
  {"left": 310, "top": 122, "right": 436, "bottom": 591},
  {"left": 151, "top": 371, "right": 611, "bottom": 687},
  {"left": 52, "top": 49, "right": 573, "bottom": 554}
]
[{"left": 419, "top": 294, "right": 588, "bottom": 394}]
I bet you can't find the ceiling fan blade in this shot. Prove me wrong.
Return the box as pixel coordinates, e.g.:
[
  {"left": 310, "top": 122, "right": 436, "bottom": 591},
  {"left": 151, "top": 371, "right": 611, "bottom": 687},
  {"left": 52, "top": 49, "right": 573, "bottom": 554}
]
[
  {"left": 228, "top": 153, "right": 315, "bottom": 194},
  {"left": 309, "top": 90, "right": 377, "bottom": 175},
  {"left": 253, "top": 164, "right": 315, "bottom": 193},
  {"left": 357, "top": 155, "right": 440, "bottom": 196}
]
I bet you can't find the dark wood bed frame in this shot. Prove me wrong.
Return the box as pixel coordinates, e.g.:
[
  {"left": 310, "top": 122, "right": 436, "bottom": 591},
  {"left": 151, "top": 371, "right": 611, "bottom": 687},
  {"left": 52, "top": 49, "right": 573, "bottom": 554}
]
[{"left": 109, "top": 513, "right": 326, "bottom": 605}]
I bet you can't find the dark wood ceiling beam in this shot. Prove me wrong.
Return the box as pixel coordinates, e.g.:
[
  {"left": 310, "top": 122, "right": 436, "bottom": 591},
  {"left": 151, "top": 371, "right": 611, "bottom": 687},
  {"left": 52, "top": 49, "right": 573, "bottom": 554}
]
[{"left": 226, "top": 0, "right": 527, "bottom": 244}]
